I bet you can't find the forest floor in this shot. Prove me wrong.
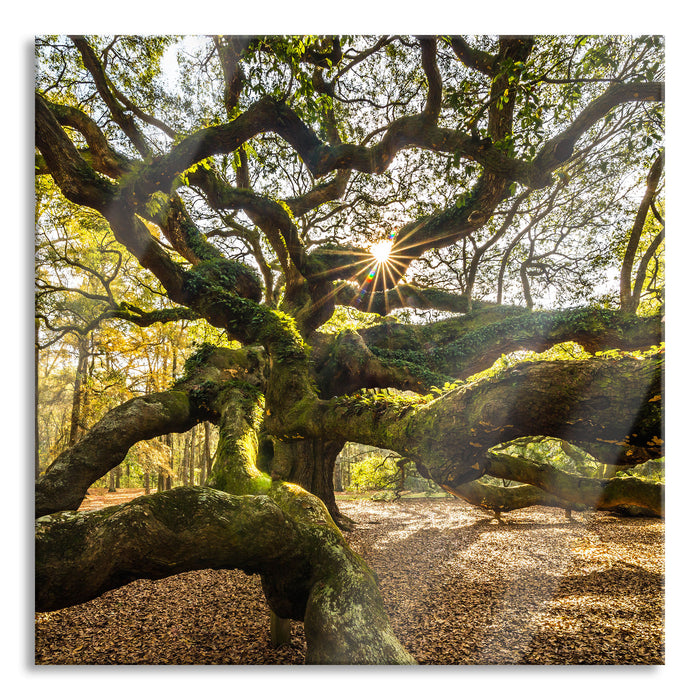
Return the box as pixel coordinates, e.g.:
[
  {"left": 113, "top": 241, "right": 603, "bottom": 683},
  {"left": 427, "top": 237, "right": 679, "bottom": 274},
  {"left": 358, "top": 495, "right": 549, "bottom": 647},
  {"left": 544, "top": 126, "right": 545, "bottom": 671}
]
[{"left": 35, "top": 490, "right": 664, "bottom": 665}]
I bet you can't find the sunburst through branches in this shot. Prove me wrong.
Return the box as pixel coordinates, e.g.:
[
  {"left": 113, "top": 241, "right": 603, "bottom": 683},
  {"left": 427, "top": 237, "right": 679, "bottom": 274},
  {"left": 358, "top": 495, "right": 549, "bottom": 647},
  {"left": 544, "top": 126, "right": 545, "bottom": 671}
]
[
  {"left": 371, "top": 239, "right": 393, "bottom": 264},
  {"left": 309, "top": 229, "right": 417, "bottom": 314}
]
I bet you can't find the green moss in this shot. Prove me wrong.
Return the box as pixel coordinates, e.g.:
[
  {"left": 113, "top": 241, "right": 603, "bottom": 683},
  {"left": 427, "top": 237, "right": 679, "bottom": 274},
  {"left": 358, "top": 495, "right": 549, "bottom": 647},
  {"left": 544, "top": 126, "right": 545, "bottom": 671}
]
[
  {"left": 368, "top": 345, "right": 454, "bottom": 388},
  {"left": 181, "top": 343, "right": 217, "bottom": 377},
  {"left": 184, "top": 259, "right": 263, "bottom": 304},
  {"left": 206, "top": 384, "right": 274, "bottom": 496}
]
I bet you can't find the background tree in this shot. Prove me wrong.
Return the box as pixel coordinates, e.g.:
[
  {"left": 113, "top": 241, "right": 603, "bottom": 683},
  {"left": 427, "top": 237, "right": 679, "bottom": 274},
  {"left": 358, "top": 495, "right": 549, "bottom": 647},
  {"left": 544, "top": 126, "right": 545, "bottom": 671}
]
[{"left": 35, "top": 34, "right": 664, "bottom": 663}]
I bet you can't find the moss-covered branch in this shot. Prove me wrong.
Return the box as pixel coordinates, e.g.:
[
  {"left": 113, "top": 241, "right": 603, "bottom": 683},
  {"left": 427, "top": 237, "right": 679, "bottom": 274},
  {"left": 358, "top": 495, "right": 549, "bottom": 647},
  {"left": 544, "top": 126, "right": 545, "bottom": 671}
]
[
  {"left": 35, "top": 390, "right": 198, "bottom": 517},
  {"left": 358, "top": 307, "right": 662, "bottom": 382},
  {"left": 35, "top": 485, "right": 415, "bottom": 665},
  {"left": 442, "top": 480, "right": 572, "bottom": 514},
  {"left": 316, "top": 353, "right": 663, "bottom": 488},
  {"left": 484, "top": 451, "right": 663, "bottom": 516}
]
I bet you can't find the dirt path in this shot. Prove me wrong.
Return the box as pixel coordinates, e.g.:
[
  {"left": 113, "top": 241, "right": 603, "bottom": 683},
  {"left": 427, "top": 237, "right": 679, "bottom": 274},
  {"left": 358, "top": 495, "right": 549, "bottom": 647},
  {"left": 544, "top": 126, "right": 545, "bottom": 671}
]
[{"left": 35, "top": 491, "right": 663, "bottom": 665}]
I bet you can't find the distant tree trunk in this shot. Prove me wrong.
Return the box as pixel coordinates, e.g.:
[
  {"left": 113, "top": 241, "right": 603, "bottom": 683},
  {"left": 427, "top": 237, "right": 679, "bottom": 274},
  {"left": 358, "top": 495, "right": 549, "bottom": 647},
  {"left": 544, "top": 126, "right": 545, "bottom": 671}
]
[
  {"left": 157, "top": 432, "right": 166, "bottom": 493},
  {"left": 333, "top": 455, "right": 344, "bottom": 491},
  {"left": 189, "top": 428, "right": 196, "bottom": 486},
  {"left": 144, "top": 470, "right": 150, "bottom": 494},
  {"left": 68, "top": 335, "right": 90, "bottom": 447},
  {"left": 166, "top": 433, "right": 174, "bottom": 490},
  {"left": 200, "top": 422, "right": 213, "bottom": 485},
  {"left": 520, "top": 262, "right": 533, "bottom": 310},
  {"left": 198, "top": 427, "right": 206, "bottom": 486},
  {"left": 180, "top": 433, "right": 189, "bottom": 486},
  {"left": 108, "top": 468, "right": 116, "bottom": 493},
  {"left": 35, "top": 319, "right": 40, "bottom": 478}
]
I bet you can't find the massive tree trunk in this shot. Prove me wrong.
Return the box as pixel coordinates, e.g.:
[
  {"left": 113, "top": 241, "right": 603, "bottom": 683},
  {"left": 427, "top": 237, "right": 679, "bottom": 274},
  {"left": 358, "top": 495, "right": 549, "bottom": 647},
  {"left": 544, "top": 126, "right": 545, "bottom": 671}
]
[
  {"left": 270, "top": 438, "right": 347, "bottom": 528},
  {"left": 35, "top": 485, "right": 415, "bottom": 665},
  {"left": 34, "top": 339, "right": 663, "bottom": 664}
]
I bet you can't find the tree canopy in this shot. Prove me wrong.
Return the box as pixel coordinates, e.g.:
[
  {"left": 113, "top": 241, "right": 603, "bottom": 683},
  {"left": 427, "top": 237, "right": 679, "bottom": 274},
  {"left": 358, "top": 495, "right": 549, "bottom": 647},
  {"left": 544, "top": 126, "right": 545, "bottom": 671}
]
[{"left": 35, "top": 34, "right": 664, "bottom": 664}]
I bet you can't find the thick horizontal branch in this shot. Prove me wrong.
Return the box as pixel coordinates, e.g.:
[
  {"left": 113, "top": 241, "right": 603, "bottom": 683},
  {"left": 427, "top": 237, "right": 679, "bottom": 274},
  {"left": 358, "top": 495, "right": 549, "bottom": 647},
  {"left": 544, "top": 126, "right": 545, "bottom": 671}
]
[
  {"left": 360, "top": 308, "right": 662, "bottom": 380},
  {"left": 133, "top": 96, "right": 532, "bottom": 201},
  {"left": 442, "top": 480, "right": 571, "bottom": 513},
  {"left": 433, "top": 308, "right": 661, "bottom": 378},
  {"left": 316, "top": 353, "right": 663, "bottom": 487}
]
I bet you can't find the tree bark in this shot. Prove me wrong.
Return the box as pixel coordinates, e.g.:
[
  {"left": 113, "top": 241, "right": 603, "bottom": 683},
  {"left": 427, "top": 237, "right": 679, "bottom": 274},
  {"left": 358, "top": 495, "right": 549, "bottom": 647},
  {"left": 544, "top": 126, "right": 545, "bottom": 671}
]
[
  {"left": 442, "top": 480, "right": 573, "bottom": 515},
  {"left": 318, "top": 353, "right": 663, "bottom": 490},
  {"left": 620, "top": 152, "right": 664, "bottom": 313},
  {"left": 206, "top": 384, "right": 271, "bottom": 495},
  {"left": 68, "top": 334, "right": 89, "bottom": 447}
]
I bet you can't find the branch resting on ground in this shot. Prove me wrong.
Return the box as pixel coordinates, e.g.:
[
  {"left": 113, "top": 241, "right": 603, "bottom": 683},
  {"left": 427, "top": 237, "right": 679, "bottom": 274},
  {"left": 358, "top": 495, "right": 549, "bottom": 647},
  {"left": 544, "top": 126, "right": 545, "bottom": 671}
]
[{"left": 35, "top": 485, "right": 415, "bottom": 665}]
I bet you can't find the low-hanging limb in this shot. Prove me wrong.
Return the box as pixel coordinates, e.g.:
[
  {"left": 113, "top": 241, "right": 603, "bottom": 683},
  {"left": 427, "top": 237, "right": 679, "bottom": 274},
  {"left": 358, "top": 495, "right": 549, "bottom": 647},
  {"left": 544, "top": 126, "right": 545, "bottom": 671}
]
[
  {"left": 35, "top": 345, "right": 267, "bottom": 517},
  {"left": 35, "top": 484, "right": 415, "bottom": 665},
  {"left": 483, "top": 450, "right": 663, "bottom": 516},
  {"left": 35, "top": 390, "right": 200, "bottom": 517},
  {"left": 441, "top": 480, "right": 574, "bottom": 515}
]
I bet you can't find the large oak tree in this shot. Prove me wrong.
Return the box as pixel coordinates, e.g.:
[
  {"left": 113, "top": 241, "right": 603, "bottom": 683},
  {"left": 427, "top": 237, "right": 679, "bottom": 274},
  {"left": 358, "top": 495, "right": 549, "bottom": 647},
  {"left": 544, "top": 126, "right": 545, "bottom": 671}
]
[{"left": 35, "top": 34, "right": 664, "bottom": 663}]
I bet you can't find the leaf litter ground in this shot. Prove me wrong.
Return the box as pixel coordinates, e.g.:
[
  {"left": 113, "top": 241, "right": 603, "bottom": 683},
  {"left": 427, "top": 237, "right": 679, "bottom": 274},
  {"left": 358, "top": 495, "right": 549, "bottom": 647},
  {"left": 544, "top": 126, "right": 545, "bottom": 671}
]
[{"left": 35, "top": 492, "right": 664, "bottom": 665}]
